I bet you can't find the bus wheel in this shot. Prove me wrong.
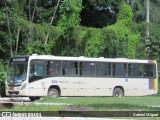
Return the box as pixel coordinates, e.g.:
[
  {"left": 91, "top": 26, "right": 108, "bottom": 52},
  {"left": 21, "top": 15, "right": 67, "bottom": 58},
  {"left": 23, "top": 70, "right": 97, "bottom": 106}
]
[
  {"left": 29, "top": 97, "right": 40, "bottom": 101},
  {"left": 35, "top": 97, "right": 41, "bottom": 100},
  {"left": 113, "top": 88, "right": 124, "bottom": 97},
  {"left": 48, "top": 88, "right": 59, "bottom": 97},
  {"left": 29, "top": 97, "right": 36, "bottom": 101}
]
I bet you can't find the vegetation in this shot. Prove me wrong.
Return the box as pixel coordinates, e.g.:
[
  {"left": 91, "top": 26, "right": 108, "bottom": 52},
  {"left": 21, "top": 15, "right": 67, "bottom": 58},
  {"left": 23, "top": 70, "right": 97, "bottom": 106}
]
[{"left": 0, "top": 63, "right": 6, "bottom": 97}]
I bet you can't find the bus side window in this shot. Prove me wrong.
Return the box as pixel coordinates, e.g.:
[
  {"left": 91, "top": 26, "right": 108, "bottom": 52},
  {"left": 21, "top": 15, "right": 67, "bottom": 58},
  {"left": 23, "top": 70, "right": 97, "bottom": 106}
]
[
  {"left": 128, "top": 64, "right": 142, "bottom": 77},
  {"left": 143, "top": 64, "right": 154, "bottom": 78},
  {"left": 62, "top": 61, "right": 78, "bottom": 76},
  {"left": 96, "top": 62, "right": 111, "bottom": 77},
  {"left": 47, "top": 61, "right": 61, "bottom": 77},
  {"left": 113, "top": 63, "right": 127, "bottom": 77},
  {"left": 80, "top": 62, "right": 95, "bottom": 76}
]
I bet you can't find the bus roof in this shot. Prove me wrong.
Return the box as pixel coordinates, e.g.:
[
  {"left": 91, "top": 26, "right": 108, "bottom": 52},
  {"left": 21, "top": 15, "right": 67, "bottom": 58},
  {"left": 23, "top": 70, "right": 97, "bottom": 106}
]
[{"left": 26, "top": 54, "right": 156, "bottom": 64}]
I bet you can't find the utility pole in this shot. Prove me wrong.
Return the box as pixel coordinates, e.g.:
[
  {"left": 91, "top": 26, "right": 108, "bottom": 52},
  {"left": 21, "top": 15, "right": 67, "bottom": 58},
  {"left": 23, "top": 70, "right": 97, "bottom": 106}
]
[
  {"left": 145, "top": 0, "right": 150, "bottom": 59},
  {"left": 146, "top": 0, "right": 150, "bottom": 36}
]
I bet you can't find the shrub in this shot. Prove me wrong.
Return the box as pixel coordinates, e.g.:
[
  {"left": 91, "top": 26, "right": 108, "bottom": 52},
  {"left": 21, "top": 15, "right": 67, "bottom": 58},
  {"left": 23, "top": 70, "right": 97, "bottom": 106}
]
[{"left": 0, "top": 63, "right": 6, "bottom": 97}]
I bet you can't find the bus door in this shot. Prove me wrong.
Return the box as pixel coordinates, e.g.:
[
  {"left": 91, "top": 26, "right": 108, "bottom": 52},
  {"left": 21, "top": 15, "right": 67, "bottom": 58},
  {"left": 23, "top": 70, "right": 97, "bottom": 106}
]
[{"left": 29, "top": 60, "right": 46, "bottom": 96}]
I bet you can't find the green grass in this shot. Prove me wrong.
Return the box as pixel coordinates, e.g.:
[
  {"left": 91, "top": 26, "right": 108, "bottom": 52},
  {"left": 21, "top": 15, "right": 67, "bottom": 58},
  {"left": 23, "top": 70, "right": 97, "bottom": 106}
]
[
  {"left": 1, "top": 97, "right": 160, "bottom": 111},
  {"left": 1, "top": 104, "right": 64, "bottom": 111},
  {"left": 39, "top": 97, "right": 160, "bottom": 111},
  {"left": 1, "top": 97, "right": 160, "bottom": 118}
]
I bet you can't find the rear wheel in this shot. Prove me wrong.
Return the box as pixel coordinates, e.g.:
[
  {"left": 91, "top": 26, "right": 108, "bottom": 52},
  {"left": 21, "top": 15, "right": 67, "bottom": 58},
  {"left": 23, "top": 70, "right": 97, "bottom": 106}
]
[
  {"left": 29, "top": 97, "right": 41, "bottom": 101},
  {"left": 113, "top": 88, "right": 124, "bottom": 97},
  {"left": 48, "top": 88, "right": 59, "bottom": 97},
  {"left": 29, "top": 97, "right": 36, "bottom": 101}
]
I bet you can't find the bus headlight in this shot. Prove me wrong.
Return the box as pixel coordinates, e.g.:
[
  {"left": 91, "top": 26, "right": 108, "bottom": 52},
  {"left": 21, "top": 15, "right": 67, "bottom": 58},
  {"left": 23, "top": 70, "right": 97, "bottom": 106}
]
[{"left": 21, "top": 83, "right": 26, "bottom": 90}]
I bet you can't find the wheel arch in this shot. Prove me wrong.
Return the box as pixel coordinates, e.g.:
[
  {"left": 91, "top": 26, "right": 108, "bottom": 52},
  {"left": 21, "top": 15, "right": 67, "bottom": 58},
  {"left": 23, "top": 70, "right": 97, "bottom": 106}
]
[
  {"left": 113, "top": 86, "right": 125, "bottom": 96},
  {"left": 48, "top": 85, "right": 61, "bottom": 96}
]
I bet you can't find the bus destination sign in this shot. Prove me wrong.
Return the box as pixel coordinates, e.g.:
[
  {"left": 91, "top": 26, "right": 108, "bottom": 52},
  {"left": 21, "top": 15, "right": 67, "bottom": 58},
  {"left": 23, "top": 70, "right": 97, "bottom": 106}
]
[{"left": 12, "top": 58, "right": 27, "bottom": 62}]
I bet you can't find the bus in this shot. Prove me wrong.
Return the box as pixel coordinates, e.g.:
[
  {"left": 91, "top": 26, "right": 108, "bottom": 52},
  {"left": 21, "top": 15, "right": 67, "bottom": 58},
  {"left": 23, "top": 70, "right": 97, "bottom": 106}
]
[{"left": 6, "top": 54, "right": 158, "bottom": 101}]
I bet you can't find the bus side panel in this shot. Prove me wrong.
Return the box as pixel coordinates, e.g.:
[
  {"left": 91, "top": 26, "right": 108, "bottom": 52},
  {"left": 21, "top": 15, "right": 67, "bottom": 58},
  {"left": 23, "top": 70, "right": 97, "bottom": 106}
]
[{"left": 39, "top": 77, "right": 157, "bottom": 97}]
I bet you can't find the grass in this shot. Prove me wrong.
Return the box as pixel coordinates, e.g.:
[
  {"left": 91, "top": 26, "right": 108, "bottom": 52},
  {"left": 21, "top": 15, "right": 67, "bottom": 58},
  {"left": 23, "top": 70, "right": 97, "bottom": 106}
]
[
  {"left": 40, "top": 96, "right": 159, "bottom": 104},
  {"left": 1, "top": 97, "right": 160, "bottom": 118},
  {"left": 1, "top": 96, "right": 160, "bottom": 111},
  {"left": 1, "top": 104, "right": 64, "bottom": 111}
]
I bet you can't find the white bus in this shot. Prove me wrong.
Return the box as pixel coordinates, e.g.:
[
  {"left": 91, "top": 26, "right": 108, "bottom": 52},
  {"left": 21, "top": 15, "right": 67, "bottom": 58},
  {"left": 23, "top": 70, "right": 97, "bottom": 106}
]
[{"left": 6, "top": 54, "right": 158, "bottom": 101}]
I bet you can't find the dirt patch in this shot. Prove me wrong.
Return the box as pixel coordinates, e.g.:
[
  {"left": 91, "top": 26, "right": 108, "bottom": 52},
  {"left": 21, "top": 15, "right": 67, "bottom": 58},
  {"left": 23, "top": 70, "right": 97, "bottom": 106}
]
[
  {"left": 62, "top": 105, "right": 94, "bottom": 111},
  {"left": 59, "top": 105, "right": 95, "bottom": 117},
  {"left": 0, "top": 103, "right": 14, "bottom": 109}
]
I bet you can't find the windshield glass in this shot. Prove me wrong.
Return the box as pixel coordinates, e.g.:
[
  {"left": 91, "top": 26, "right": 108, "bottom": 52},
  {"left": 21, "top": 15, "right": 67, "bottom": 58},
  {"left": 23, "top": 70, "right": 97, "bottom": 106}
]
[{"left": 7, "top": 58, "right": 28, "bottom": 83}]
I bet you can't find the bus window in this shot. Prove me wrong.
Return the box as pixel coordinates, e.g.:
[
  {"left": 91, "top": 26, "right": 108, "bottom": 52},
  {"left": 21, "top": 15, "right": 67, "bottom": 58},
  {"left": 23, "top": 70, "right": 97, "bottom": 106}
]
[
  {"left": 29, "top": 60, "right": 44, "bottom": 83},
  {"left": 8, "top": 61, "right": 27, "bottom": 83},
  {"left": 80, "top": 62, "right": 95, "bottom": 76},
  {"left": 47, "top": 61, "right": 61, "bottom": 76},
  {"left": 113, "top": 63, "right": 127, "bottom": 77},
  {"left": 143, "top": 64, "right": 154, "bottom": 78},
  {"left": 96, "top": 62, "right": 111, "bottom": 77},
  {"left": 128, "top": 64, "right": 143, "bottom": 77},
  {"left": 62, "top": 61, "right": 78, "bottom": 76}
]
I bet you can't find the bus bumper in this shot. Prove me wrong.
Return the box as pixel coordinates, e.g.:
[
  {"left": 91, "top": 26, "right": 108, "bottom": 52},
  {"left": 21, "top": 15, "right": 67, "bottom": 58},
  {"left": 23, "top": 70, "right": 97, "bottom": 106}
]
[{"left": 6, "top": 90, "right": 28, "bottom": 97}]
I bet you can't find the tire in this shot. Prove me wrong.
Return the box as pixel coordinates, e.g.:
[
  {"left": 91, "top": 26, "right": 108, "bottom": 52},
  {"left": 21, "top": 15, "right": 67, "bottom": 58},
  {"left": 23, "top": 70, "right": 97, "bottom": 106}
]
[
  {"left": 113, "top": 88, "right": 124, "bottom": 97},
  {"left": 29, "top": 97, "right": 41, "bottom": 101},
  {"left": 48, "top": 88, "right": 59, "bottom": 97},
  {"left": 29, "top": 97, "right": 36, "bottom": 101},
  {"left": 35, "top": 97, "right": 41, "bottom": 100}
]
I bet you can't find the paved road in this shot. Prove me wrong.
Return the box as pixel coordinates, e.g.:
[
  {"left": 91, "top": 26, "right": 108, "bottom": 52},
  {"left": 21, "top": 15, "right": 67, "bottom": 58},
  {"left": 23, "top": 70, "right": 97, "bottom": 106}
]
[
  {"left": 0, "top": 97, "right": 30, "bottom": 103},
  {"left": 0, "top": 97, "right": 72, "bottom": 106}
]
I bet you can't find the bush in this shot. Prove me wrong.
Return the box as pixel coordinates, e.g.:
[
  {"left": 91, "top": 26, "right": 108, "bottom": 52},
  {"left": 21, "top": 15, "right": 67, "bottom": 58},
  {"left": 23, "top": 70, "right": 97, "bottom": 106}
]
[{"left": 0, "top": 63, "right": 6, "bottom": 97}]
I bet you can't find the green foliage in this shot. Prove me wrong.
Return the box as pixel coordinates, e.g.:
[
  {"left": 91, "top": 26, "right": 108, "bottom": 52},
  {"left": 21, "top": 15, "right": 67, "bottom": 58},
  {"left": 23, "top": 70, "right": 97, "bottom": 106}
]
[
  {"left": 104, "top": 3, "right": 140, "bottom": 58},
  {"left": 129, "top": 0, "right": 146, "bottom": 23},
  {"left": 58, "top": 0, "right": 82, "bottom": 31},
  {"left": 147, "top": 23, "right": 160, "bottom": 60},
  {"left": 117, "top": 3, "right": 133, "bottom": 27},
  {"left": 54, "top": 0, "right": 83, "bottom": 56},
  {"left": 0, "top": 64, "right": 5, "bottom": 84},
  {"left": 18, "top": 0, "right": 26, "bottom": 15},
  {"left": 26, "top": 24, "right": 62, "bottom": 55},
  {"left": 85, "top": 28, "right": 105, "bottom": 57},
  {"left": 0, "top": 62, "right": 6, "bottom": 96},
  {"left": 101, "top": 29, "right": 116, "bottom": 57}
]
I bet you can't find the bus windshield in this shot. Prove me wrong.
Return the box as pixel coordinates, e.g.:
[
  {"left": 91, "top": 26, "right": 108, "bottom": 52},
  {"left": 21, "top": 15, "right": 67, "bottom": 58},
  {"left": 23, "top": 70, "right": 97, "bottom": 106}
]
[{"left": 7, "top": 58, "right": 28, "bottom": 83}]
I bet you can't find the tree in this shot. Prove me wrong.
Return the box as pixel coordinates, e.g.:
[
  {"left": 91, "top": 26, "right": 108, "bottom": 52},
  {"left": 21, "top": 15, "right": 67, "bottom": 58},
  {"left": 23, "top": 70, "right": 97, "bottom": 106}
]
[
  {"left": 80, "top": 0, "right": 126, "bottom": 28},
  {"left": 56, "top": 0, "right": 83, "bottom": 56},
  {"left": 103, "top": 3, "right": 140, "bottom": 58}
]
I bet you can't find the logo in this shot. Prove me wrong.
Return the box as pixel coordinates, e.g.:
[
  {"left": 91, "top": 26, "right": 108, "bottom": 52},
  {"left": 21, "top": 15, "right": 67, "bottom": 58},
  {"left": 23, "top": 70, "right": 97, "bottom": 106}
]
[
  {"left": 1, "top": 112, "right": 42, "bottom": 117},
  {"left": 2, "top": 112, "right": 11, "bottom": 117}
]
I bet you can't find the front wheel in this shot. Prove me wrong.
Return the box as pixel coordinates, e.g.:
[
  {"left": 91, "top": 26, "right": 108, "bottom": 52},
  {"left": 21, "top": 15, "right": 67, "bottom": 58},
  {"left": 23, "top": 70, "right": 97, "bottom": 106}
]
[
  {"left": 48, "top": 88, "right": 59, "bottom": 97},
  {"left": 113, "top": 88, "right": 124, "bottom": 97}
]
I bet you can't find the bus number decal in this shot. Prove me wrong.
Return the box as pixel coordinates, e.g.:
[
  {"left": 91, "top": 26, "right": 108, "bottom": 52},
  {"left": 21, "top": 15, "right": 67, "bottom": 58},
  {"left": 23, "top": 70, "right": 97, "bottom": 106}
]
[{"left": 52, "top": 80, "right": 57, "bottom": 83}]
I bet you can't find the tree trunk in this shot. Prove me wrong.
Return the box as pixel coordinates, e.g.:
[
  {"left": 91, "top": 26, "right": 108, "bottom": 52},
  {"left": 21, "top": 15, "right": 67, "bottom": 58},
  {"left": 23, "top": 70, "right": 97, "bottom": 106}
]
[
  {"left": 4, "top": 0, "right": 13, "bottom": 57},
  {"left": 16, "top": 27, "right": 20, "bottom": 55},
  {"left": 28, "top": 0, "right": 32, "bottom": 43},
  {"left": 45, "top": 0, "right": 61, "bottom": 44},
  {"left": 28, "top": 0, "right": 37, "bottom": 43},
  {"left": 31, "top": 0, "right": 37, "bottom": 22}
]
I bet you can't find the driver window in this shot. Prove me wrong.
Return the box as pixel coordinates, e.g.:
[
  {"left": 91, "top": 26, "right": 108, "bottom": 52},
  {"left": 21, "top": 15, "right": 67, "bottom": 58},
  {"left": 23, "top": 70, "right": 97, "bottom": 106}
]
[{"left": 29, "top": 60, "right": 44, "bottom": 83}]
